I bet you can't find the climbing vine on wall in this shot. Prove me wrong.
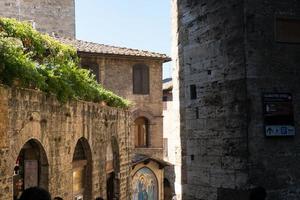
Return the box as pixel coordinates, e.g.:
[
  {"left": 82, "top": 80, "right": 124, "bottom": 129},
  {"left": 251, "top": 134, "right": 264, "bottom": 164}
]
[{"left": 0, "top": 18, "right": 130, "bottom": 108}]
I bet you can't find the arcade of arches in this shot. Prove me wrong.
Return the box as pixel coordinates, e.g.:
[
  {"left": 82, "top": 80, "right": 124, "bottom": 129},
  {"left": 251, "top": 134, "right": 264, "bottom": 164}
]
[{"left": 0, "top": 86, "right": 131, "bottom": 200}]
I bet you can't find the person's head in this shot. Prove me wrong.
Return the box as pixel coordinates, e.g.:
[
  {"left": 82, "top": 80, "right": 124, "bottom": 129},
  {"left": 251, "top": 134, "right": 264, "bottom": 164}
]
[
  {"left": 19, "top": 187, "right": 51, "bottom": 200},
  {"left": 54, "top": 197, "right": 63, "bottom": 200},
  {"left": 95, "top": 198, "right": 104, "bottom": 200},
  {"left": 249, "top": 186, "right": 267, "bottom": 200}
]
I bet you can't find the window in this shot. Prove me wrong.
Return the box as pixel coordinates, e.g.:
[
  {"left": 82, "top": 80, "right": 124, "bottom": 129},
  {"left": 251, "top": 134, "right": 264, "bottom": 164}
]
[
  {"left": 190, "top": 84, "right": 197, "bottom": 99},
  {"left": 81, "top": 62, "right": 100, "bottom": 83},
  {"left": 275, "top": 17, "right": 300, "bottom": 43},
  {"left": 195, "top": 107, "right": 199, "bottom": 119},
  {"left": 133, "top": 64, "right": 149, "bottom": 94},
  {"left": 134, "top": 117, "right": 149, "bottom": 147}
]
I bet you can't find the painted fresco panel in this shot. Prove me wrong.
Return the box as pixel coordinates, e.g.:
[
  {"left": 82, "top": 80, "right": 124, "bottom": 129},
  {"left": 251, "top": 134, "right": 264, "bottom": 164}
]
[{"left": 132, "top": 167, "right": 158, "bottom": 200}]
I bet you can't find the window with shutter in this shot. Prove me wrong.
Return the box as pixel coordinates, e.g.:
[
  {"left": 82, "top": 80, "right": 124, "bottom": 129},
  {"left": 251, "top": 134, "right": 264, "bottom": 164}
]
[
  {"left": 81, "top": 62, "right": 100, "bottom": 83},
  {"left": 133, "top": 64, "right": 149, "bottom": 94}
]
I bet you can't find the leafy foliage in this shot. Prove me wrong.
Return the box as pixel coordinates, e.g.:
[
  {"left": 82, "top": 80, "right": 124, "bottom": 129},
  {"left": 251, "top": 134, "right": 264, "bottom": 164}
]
[{"left": 0, "top": 18, "right": 130, "bottom": 108}]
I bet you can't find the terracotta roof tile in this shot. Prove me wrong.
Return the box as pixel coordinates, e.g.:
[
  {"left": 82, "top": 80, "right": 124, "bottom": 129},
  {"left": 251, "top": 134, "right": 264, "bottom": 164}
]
[{"left": 57, "top": 37, "right": 171, "bottom": 62}]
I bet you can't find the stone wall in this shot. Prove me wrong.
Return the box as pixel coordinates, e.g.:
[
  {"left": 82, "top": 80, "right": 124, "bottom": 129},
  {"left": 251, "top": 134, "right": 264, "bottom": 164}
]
[
  {"left": 79, "top": 54, "right": 164, "bottom": 159},
  {"left": 245, "top": 1, "right": 300, "bottom": 200},
  {"left": 175, "top": 0, "right": 300, "bottom": 199},
  {"left": 176, "top": 1, "right": 248, "bottom": 199},
  {"left": 0, "top": 85, "right": 132, "bottom": 200},
  {"left": 0, "top": 0, "right": 75, "bottom": 38}
]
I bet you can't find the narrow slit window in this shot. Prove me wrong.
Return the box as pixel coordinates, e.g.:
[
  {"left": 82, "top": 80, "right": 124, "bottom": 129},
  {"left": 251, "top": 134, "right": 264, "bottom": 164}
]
[
  {"left": 190, "top": 84, "right": 197, "bottom": 100},
  {"left": 195, "top": 107, "right": 199, "bottom": 119}
]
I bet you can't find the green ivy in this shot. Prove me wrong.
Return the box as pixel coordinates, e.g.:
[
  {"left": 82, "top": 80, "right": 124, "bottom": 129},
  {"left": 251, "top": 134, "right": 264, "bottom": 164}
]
[{"left": 0, "top": 18, "right": 130, "bottom": 108}]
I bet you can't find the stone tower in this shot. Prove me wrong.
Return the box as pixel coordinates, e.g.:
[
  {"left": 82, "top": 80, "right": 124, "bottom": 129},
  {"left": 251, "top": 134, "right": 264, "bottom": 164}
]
[
  {"left": 173, "top": 0, "right": 300, "bottom": 200},
  {"left": 0, "top": 0, "right": 75, "bottom": 38}
]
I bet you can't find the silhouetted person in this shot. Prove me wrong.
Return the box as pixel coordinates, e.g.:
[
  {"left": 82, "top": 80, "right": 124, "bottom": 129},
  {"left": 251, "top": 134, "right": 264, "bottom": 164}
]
[
  {"left": 18, "top": 187, "right": 51, "bottom": 200},
  {"left": 249, "top": 186, "right": 267, "bottom": 200},
  {"left": 53, "top": 197, "right": 63, "bottom": 200},
  {"left": 95, "top": 198, "right": 104, "bottom": 200}
]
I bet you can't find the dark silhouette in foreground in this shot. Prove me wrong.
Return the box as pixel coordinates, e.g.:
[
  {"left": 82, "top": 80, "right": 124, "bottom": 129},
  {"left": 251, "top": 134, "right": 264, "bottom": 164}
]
[
  {"left": 249, "top": 187, "right": 267, "bottom": 200},
  {"left": 53, "top": 197, "right": 63, "bottom": 200},
  {"left": 18, "top": 187, "right": 51, "bottom": 200}
]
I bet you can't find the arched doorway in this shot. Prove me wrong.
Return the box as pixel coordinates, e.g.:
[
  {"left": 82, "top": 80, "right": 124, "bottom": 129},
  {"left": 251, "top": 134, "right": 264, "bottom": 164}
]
[
  {"left": 13, "top": 139, "right": 49, "bottom": 200},
  {"left": 72, "top": 138, "right": 92, "bottom": 200},
  {"left": 132, "top": 167, "right": 158, "bottom": 200},
  {"left": 106, "top": 137, "right": 120, "bottom": 200},
  {"left": 134, "top": 117, "right": 150, "bottom": 148}
]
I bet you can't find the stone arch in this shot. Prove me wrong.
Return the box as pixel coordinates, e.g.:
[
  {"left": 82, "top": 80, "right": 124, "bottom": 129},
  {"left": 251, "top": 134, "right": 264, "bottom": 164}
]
[
  {"left": 72, "top": 137, "right": 93, "bottom": 200},
  {"left": 106, "top": 136, "right": 120, "bottom": 200},
  {"left": 13, "top": 139, "right": 49, "bottom": 199},
  {"left": 131, "top": 109, "right": 155, "bottom": 122},
  {"left": 134, "top": 117, "right": 150, "bottom": 147},
  {"left": 132, "top": 167, "right": 159, "bottom": 200},
  {"left": 132, "top": 109, "right": 155, "bottom": 148}
]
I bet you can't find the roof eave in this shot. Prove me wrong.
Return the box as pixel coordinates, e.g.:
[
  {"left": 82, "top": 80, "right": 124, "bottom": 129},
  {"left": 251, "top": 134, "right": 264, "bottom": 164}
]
[{"left": 77, "top": 51, "right": 171, "bottom": 63}]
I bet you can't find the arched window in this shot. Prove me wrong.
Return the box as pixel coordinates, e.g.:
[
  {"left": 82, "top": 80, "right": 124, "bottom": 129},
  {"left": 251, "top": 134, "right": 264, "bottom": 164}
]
[
  {"left": 133, "top": 64, "right": 149, "bottom": 94},
  {"left": 134, "top": 117, "right": 149, "bottom": 147}
]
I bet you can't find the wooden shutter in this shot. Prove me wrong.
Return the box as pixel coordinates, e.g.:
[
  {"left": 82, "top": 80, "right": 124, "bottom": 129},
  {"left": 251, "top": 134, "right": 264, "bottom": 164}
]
[
  {"left": 133, "top": 64, "right": 149, "bottom": 94},
  {"left": 141, "top": 66, "right": 149, "bottom": 94},
  {"left": 133, "top": 66, "right": 142, "bottom": 94}
]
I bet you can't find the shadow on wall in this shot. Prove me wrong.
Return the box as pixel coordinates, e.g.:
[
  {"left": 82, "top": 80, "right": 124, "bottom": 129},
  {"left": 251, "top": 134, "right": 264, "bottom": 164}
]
[{"left": 164, "top": 165, "right": 176, "bottom": 200}]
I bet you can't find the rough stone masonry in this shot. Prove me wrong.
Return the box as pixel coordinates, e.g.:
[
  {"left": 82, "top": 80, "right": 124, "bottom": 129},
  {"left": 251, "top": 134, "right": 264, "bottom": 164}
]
[
  {"left": 0, "top": 0, "right": 75, "bottom": 38},
  {"left": 174, "top": 0, "right": 300, "bottom": 199},
  {"left": 0, "top": 85, "right": 132, "bottom": 200}
]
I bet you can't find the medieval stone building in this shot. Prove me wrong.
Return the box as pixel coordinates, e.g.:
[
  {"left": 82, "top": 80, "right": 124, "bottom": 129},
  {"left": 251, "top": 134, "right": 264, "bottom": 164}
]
[
  {"left": 162, "top": 78, "right": 182, "bottom": 200},
  {"left": 173, "top": 0, "right": 300, "bottom": 200},
  {"left": 58, "top": 37, "right": 171, "bottom": 200},
  {"left": 0, "top": 0, "right": 75, "bottom": 38},
  {"left": 0, "top": 0, "right": 171, "bottom": 199}
]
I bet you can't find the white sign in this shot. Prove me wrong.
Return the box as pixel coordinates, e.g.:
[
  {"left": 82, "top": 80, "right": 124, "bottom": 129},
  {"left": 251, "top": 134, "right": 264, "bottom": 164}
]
[{"left": 265, "top": 125, "right": 295, "bottom": 136}]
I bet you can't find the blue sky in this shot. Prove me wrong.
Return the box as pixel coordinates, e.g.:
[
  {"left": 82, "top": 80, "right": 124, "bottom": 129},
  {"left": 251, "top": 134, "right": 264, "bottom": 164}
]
[{"left": 75, "top": 0, "right": 172, "bottom": 79}]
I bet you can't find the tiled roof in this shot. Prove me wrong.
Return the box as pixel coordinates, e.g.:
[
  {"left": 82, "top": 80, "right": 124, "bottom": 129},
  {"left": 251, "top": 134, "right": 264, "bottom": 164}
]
[{"left": 57, "top": 37, "right": 171, "bottom": 62}]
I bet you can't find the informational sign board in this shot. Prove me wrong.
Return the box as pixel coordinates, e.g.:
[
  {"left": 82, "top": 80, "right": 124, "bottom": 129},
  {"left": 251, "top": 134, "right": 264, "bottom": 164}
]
[
  {"left": 263, "top": 93, "right": 295, "bottom": 136},
  {"left": 24, "top": 160, "right": 38, "bottom": 189}
]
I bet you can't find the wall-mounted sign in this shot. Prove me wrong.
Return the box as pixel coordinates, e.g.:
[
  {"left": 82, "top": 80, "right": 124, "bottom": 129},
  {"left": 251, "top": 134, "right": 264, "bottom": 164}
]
[{"left": 263, "top": 93, "right": 295, "bottom": 136}]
